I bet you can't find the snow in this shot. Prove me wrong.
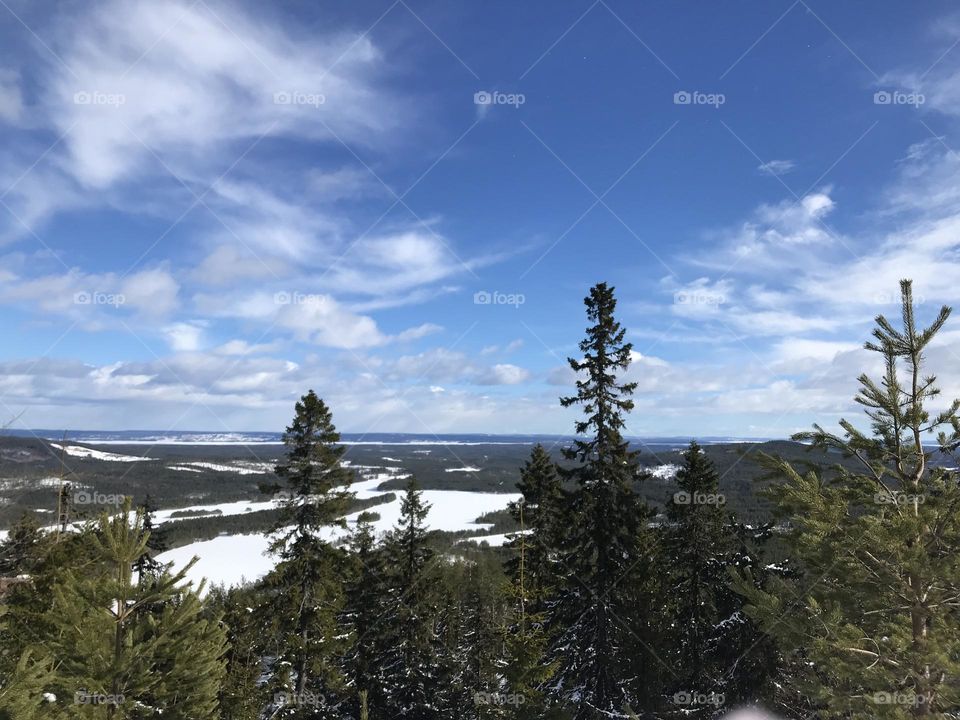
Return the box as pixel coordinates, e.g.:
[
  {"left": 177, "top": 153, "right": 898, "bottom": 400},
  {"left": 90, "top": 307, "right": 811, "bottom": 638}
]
[
  {"left": 459, "top": 529, "right": 531, "bottom": 547},
  {"left": 158, "top": 534, "right": 277, "bottom": 591},
  {"left": 158, "top": 486, "right": 521, "bottom": 591},
  {"left": 50, "top": 443, "right": 151, "bottom": 462},
  {"left": 445, "top": 466, "right": 482, "bottom": 473},
  {"left": 153, "top": 499, "right": 281, "bottom": 524},
  {"left": 168, "top": 461, "right": 271, "bottom": 475},
  {"left": 649, "top": 463, "right": 680, "bottom": 480}
]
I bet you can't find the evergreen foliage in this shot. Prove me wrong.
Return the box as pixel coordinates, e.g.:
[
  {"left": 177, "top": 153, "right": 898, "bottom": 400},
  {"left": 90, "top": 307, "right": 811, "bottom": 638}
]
[
  {"left": 733, "top": 279, "right": 960, "bottom": 717},
  {"left": 549, "top": 282, "right": 657, "bottom": 719},
  {"left": 258, "top": 390, "right": 355, "bottom": 718}
]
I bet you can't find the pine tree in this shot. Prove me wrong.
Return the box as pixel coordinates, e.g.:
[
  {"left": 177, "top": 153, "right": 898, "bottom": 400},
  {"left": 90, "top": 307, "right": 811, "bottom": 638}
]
[
  {"left": 732, "top": 280, "right": 960, "bottom": 717},
  {"left": 206, "top": 585, "right": 267, "bottom": 720},
  {"left": 0, "top": 606, "right": 60, "bottom": 720},
  {"left": 503, "top": 510, "right": 559, "bottom": 720},
  {"left": 660, "top": 441, "right": 776, "bottom": 717},
  {"left": 341, "top": 512, "right": 383, "bottom": 717},
  {"left": 259, "top": 390, "right": 355, "bottom": 718},
  {"left": 40, "top": 501, "right": 228, "bottom": 718},
  {"left": 660, "top": 441, "right": 730, "bottom": 717},
  {"left": 133, "top": 494, "right": 168, "bottom": 584},
  {"left": 375, "top": 477, "right": 444, "bottom": 719},
  {"left": 549, "top": 282, "right": 657, "bottom": 719},
  {"left": 506, "top": 444, "right": 563, "bottom": 608},
  {"left": 459, "top": 560, "right": 509, "bottom": 720},
  {"left": 0, "top": 514, "right": 45, "bottom": 576}
]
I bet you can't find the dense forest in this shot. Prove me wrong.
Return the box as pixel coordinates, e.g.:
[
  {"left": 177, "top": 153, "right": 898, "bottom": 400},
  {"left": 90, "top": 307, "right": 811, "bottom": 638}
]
[{"left": 2, "top": 279, "right": 959, "bottom": 719}]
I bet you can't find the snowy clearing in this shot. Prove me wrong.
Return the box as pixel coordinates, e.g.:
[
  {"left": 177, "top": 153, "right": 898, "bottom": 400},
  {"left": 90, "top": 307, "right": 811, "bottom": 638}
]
[
  {"left": 444, "top": 466, "right": 482, "bottom": 473},
  {"left": 153, "top": 499, "right": 282, "bottom": 524},
  {"left": 168, "top": 461, "right": 271, "bottom": 475},
  {"left": 159, "top": 487, "right": 520, "bottom": 591},
  {"left": 50, "top": 443, "right": 152, "bottom": 462}
]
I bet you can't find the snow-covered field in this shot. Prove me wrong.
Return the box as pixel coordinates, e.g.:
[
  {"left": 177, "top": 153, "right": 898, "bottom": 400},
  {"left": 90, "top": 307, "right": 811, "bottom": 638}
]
[
  {"left": 168, "top": 461, "right": 272, "bottom": 475},
  {"left": 444, "top": 466, "right": 481, "bottom": 473},
  {"left": 158, "top": 472, "right": 520, "bottom": 592},
  {"left": 153, "top": 499, "right": 281, "bottom": 523},
  {"left": 50, "top": 443, "right": 151, "bottom": 462}
]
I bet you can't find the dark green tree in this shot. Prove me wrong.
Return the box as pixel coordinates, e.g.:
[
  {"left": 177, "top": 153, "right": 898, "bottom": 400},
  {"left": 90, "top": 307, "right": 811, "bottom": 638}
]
[
  {"left": 375, "top": 477, "right": 444, "bottom": 719},
  {"left": 506, "top": 444, "right": 563, "bottom": 608},
  {"left": 733, "top": 280, "right": 960, "bottom": 717},
  {"left": 206, "top": 585, "right": 267, "bottom": 720},
  {"left": 133, "top": 494, "right": 168, "bottom": 584},
  {"left": 259, "top": 390, "right": 355, "bottom": 717},
  {"left": 549, "top": 282, "right": 657, "bottom": 719},
  {"left": 660, "top": 441, "right": 776, "bottom": 717},
  {"left": 341, "top": 512, "right": 383, "bottom": 717}
]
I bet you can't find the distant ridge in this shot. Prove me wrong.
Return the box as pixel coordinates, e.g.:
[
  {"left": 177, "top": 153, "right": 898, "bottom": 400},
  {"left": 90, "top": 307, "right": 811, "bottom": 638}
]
[{"left": 2, "top": 429, "right": 777, "bottom": 445}]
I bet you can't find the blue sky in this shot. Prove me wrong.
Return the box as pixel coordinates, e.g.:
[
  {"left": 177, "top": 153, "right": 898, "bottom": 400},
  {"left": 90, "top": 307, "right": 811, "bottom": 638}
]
[{"left": 2, "top": 0, "right": 960, "bottom": 436}]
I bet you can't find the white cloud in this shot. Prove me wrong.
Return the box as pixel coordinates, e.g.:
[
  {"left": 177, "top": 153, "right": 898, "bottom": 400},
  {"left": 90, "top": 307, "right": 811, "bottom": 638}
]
[
  {"left": 164, "top": 322, "right": 204, "bottom": 352},
  {"left": 475, "top": 363, "right": 531, "bottom": 385},
  {"left": 46, "top": 0, "right": 405, "bottom": 188},
  {"left": 757, "top": 159, "right": 795, "bottom": 176},
  {"left": 0, "top": 266, "right": 179, "bottom": 320}
]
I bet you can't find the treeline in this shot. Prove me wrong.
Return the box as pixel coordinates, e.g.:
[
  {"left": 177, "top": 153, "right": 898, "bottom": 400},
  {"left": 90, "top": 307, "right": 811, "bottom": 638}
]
[{"left": 2, "top": 280, "right": 960, "bottom": 719}]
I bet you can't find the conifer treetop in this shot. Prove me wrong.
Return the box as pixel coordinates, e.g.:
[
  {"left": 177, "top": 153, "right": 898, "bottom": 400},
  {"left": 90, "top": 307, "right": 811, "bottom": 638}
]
[{"left": 560, "top": 282, "right": 639, "bottom": 476}]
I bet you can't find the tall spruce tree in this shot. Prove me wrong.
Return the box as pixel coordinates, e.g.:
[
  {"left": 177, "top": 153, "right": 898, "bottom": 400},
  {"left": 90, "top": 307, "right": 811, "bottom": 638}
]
[
  {"left": 549, "top": 282, "right": 657, "bottom": 719},
  {"left": 661, "top": 441, "right": 730, "bottom": 717},
  {"left": 375, "top": 477, "right": 444, "bottom": 719},
  {"left": 660, "top": 441, "right": 776, "bottom": 717},
  {"left": 732, "top": 280, "right": 960, "bottom": 717},
  {"left": 259, "top": 390, "right": 355, "bottom": 717}
]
